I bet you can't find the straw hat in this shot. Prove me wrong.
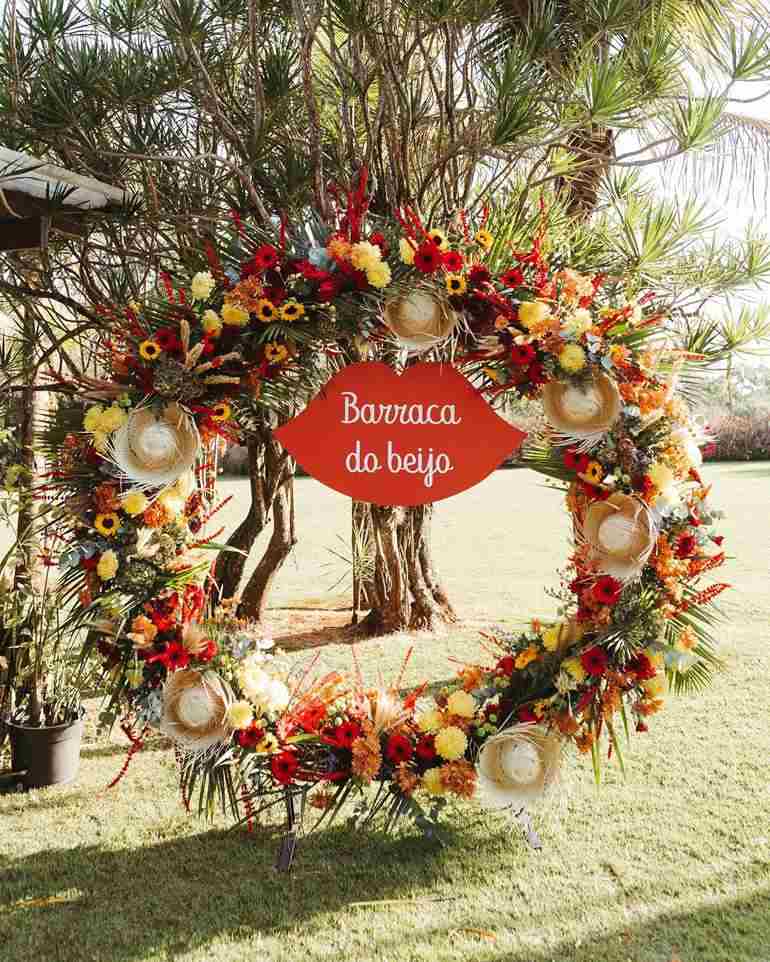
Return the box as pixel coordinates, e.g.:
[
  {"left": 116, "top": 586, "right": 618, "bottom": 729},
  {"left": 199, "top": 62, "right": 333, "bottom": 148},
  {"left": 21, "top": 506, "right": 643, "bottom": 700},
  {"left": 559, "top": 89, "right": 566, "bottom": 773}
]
[
  {"left": 159, "top": 669, "right": 234, "bottom": 752},
  {"left": 383, "top": 289, "right": 458, "bottom": 351},
  {"left": 476, "top": 724, "right": 561, "bottom": 809},
  {"left": 582, "top": 492, "right": 656, "bottom": 581},
  {"left": 107, "top": 403, "right": 199, "bottom": 490},
  {"left": 542, "top": 372, "right": 621, "bottom": 450}
]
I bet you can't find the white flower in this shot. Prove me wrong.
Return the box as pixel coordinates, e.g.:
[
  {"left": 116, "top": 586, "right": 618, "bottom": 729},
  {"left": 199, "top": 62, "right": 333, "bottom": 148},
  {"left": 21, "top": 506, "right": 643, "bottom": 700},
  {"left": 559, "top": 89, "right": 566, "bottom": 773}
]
[{"left": 190, "top": 271, "right": 216, "bottom": 302}]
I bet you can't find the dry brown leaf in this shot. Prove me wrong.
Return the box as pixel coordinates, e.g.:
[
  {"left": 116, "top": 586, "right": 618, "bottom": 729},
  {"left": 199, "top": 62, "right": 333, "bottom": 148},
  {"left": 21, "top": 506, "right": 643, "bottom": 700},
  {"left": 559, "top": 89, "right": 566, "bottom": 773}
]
[{"left": 453, "top": 928, "right": 497, "bottom": 942}]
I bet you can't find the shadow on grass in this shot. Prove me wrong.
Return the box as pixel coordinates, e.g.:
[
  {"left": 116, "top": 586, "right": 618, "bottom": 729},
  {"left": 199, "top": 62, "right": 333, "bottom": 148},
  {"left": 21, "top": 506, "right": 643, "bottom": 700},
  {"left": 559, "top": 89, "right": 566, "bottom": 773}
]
[
  {"left": 464, "top": 886, "right": 770, "bottom": 962},
  {"left": 0, "top": 825, "right": 461, "bottom": 962}
]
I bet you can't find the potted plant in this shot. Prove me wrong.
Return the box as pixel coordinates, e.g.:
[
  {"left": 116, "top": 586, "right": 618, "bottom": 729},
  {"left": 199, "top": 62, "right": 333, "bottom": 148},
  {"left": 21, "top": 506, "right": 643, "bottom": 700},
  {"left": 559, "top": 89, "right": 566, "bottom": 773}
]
[{"left": 1, "top": 562, "right": 85, "bottom": 789}]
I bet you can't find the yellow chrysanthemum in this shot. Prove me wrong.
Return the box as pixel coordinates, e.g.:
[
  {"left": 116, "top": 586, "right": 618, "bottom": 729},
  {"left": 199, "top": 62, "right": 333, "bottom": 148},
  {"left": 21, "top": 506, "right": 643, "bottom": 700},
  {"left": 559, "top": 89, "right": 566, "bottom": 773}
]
[
  {"left": 399, "top": 237, "right": 416, "bottom": 265},
  {"left": 221, "top": 302, "right": 249, "bottom": 327},
  {"left": 445, "top": 273, "right": 467, "bottom": 296},
  {"left": 256, "top": 299, "right": 278, "bottom": 323},
  {"left": 366, "top": 261, "right": 392, "bottom": 289},
  {"left": 446, "top": 690, "right": 476, "bottom": 719},
  {"left": 427, "top": 228, "right": 448, "bottom": 251},
  {"left": 191, "top": 271, "right": 216, "bottom": 302},
  {"left": 96, "top": 549, "right": 119, "bottom": 581},
  {"left": 350, "top": 241, "right": 382, "bottom": 271},
  {"left": 434, "top": 725, "right": 468, "bottom": 760},
  {"left": 421, "top": 766, "right": 446, "bottom": 796},
  {"left": 559, "top": 343, "right": 587, "bottom": 373},
  {"left": 225, "top": 700, "right": 254, "bottom": 730},
  {"left": 139, "top": 340, "right": 162, "bottom": 361},
  {"left": 518, "top": 300, "right": 550, "bottom": 329},
  {"left": 542, "top": 625, "right": 562, "bottom": 652},
  {"left": 122, "top": 490, "right": 148, "bottom": 516},
  {"left": 280, "top": 300, "right": 305, "bottom": 322},
  {"left": 83, "top": 405, "right": 105, "bottom": 433},
  {"left": 264, "top": 342, "right": 289, "bottom": 364},
  {"left": 418, "top": 709, "right": 443, "bottom": 732},
  {"left": 475, "top": 228, "right": 494, "bottom": 250},
  {"left": 562, "top": 657, "right": 587, "bottom": 683},
  {"left": 99, "top": 405, "right": 128, "bottom": 433},
  {"left": 648, "top": 462, "right": 675, "bottom": 492},
  {"left": 201, "top": 309, "right": 223, "bottom": 336},
  {"left": 94, "top": 513, "right": 121, "bottom": 537}
]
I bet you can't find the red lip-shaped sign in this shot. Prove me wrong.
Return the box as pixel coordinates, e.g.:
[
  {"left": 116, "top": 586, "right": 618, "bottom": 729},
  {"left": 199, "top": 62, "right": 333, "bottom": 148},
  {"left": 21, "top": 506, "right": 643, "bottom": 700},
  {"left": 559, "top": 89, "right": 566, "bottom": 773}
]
[{"left": 275, "top": 362, "right": 526, "bottom": 506}]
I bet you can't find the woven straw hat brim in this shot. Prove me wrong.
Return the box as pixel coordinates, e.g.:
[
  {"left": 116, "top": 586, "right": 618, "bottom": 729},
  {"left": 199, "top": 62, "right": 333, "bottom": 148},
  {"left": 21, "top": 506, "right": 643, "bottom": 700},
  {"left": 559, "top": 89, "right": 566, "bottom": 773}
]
[
  {"left": 108, "top": 403, "right": 200, "bottom": 491},
  {"left": 476, "top": 725, "right": 561, "bottom": 810},
  {"left": 542, "top": 373, "right": 621, "bottom": 448},
  {"left": 159, "top": 669, "right": 234, "bottom": 752}
]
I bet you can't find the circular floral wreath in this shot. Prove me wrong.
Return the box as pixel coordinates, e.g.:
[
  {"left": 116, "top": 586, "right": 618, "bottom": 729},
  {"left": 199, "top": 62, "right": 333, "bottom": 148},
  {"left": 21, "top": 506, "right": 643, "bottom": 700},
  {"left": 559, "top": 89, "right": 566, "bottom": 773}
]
[{"left": 48, "top": 176, "right": 728, "bottom": 840}]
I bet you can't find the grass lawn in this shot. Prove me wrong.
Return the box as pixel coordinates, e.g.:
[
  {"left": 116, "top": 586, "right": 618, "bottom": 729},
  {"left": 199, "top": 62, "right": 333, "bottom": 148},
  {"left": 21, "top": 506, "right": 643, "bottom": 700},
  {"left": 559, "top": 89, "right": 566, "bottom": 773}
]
[{"left": 1, "top": 462, "right": 769, "bottom": 962}]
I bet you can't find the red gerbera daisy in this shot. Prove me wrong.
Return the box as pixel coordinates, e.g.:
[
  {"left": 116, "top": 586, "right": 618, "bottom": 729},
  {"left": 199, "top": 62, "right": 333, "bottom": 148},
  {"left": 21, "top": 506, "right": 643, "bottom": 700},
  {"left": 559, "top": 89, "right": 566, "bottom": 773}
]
[
  {"left": 468, "top": 264, "right": 491, "bottom": 288},
  {"left": 675, "top": 533, "right": 697, "bottom": 558},
  {"left": 442, "top": 249, "right": 464, "bottom": 272},
  {"left": 385, "top": 733, "right": 414, "bottom": 764},
  {"left": 563, "top": 448, "right": 590, "bottom": 473},
  {"left": 369, "top": 232, "right": 389, "bottom": 255},
  {"left": 592, "top": 575, "right": 623, "bottom": 606},
  {"left": 626, "top": 652, "right": 656, "bottom": 680},
  {"left": 154, "top": 327, "right": 181, "bottom": 352},
  {"left": 237, "top": 723, "right": 265, "bottom": 749},
  {"left": 527, "top": 361, "right": 548, "bottom": 386},
  {"left": 581, "top": 645, "right": 609, "bottom": 676},
  {"left": 415, "top": 735, "right": 437, "bottom": 761},
  {"left": 271, "top": 751, "right": 299, "bottom": 785},
  {"left": 413, "top": 241, "right": 442, "bottom": 274},
  {"left": 163, "top": 642, "right": 189, "bottom": 671},
  {"left": 510, "top": 343, "right": 536, "bottom": 366},
  {"left": 500, "top": 267, "right": 524, "bottom": 288},
  {"left": 253, "top": 244, "right": 280, "bottom": 272},
  {"left": 196, "top": 639, "right": 218, "bottom": 662},
  {"left": 496, "top": 655, "right": 516, "bottom": 676}
]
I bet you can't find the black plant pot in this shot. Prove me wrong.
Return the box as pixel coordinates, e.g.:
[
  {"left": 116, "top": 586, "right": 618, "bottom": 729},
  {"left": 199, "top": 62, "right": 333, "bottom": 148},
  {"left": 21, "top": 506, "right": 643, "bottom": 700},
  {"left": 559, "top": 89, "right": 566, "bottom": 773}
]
[{"left": 7, "top": 713, "right": 84, "bottom": 789}]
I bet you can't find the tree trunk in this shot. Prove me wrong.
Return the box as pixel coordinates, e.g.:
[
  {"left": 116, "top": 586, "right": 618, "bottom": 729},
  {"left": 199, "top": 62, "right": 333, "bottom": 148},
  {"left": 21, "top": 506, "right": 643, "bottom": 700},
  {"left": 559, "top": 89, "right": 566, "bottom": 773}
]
[
  {"left": 358, "top": 503, "right": 456, "bottom": 634},
  {"left": 237, "top": 471, "right": 296, "bottom": 622},
  {"left": 212, "top": 420, "right": 292, "bottom": 604}
]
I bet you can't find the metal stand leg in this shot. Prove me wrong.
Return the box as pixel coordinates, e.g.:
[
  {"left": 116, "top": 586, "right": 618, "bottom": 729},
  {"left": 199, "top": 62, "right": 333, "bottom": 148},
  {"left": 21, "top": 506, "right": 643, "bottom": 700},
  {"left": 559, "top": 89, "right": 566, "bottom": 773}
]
[
  {"left": 275, "top": 790, "right": 298, "bottom": 872},
  {"left": 513, "top": 807, "right": 543, "bottom": 850}
]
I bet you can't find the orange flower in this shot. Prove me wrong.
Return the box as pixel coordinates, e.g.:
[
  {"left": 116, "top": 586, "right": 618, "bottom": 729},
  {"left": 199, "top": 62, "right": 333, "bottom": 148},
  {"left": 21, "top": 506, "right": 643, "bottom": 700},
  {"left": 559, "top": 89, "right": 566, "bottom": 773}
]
[
  {"left": 554, "top": 711, "right": 579, "bottom": 736},
  {"left": 394, "top": 763, "right": 419, "bottom": 796},
  {"left": 514, "top": 645, "right": 539, "bottom": 670},
  {"left": 143, "top": 500, "right": 174, "bottom": 528},
  {"left": 93, "top": 482, "right": 121, "bottom": 513},
  {"left": 351, "top": 731, "right": 382, "bottom": 783},
  {"left": 574, "top": 729, "right": 595, "bottom": 753},
  {"left": 440, "top": 760, "right": 477, "bottom": 799}
]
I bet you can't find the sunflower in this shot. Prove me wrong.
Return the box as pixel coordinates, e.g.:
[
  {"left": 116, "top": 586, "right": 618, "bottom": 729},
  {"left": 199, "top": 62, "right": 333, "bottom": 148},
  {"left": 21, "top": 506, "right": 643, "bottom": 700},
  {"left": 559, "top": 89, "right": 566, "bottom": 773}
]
[
  {"left": 445, "top": 273, "right": 467, "bottom": 296},
  {"left": 475, "top": 228, "right": 494, "bottom": 250},
  {"left": 139, "top": 340, "right": 162, "bottom": 361},
  {"left": 580, "top": 460, "right": 604, "bottom": 485},
  {"left": 211, "top": 401, "right": 232, "bottom": 422},
  {"left": 264, "top": 342, "right": 289, "bottom": 364},
  {"left": 94, "top": 512, "right": 121, "bottom": 536},
  {"left": 256, "top": 298, "right": 278, "bottom": 323},
  {"left": 280, "top": 299, "right": 305, "bottom": 322}
]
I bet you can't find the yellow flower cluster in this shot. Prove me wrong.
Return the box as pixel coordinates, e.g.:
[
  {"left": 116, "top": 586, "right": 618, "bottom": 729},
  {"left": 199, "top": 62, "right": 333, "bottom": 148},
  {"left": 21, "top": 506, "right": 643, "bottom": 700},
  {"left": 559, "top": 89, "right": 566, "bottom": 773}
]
[
  {"left": 96, "top": 549, "right": 119, "bottom": 581},
  {"left": 350, "top": 241, "right": 392, "bottom": 289},
  {"left": 191, "top": 271, "right": 216, "bottom": 302},
  {"left": 83, "top": 403, "right": 128, "bottom": 450}
]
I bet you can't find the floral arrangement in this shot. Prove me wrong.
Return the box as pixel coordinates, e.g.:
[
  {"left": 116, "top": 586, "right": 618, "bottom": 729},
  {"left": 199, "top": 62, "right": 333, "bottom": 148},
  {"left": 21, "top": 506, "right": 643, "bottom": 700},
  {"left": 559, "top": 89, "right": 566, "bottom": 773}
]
[{"left": 42, "top": 178, "right": 728, "bottom": 842}]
